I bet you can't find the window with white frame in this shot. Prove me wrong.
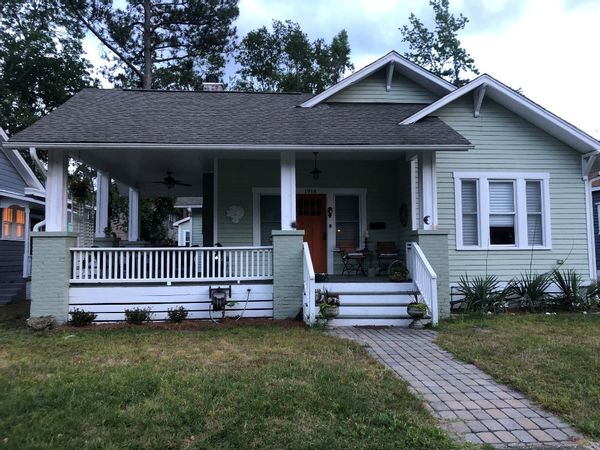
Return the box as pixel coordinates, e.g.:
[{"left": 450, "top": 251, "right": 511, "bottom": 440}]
[
  {"left": 1, "top": 206, "right": 25, "bottom": 241},
  {"left": 454, "top": 173, "right": 550, "bottom": 249}
]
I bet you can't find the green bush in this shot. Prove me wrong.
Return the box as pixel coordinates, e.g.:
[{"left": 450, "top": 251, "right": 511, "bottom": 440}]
[
  {"left": 508, "top": 272, "right": 551, "bottom": 312},
  {"left": 167, "top": 306, "right": 189, "bottom": 323},
  {"left": 124, "top": 308, "right": 153, "bottom": 325},
  {"left": 69, "top": 308, "right": 97, "bottom": 327},
  {"left": 552, "top": 269, "right": 589, "bottom": 311},
  {"left": 456, "top": 274, "right": 506, "bottom": 313}
]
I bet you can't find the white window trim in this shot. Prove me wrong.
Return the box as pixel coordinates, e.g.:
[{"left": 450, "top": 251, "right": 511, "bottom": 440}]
[
  {"left": 454, "top": 172, "right": 551, "bottom": 251},
  {"left": 252, "top": 187, "right": 367, "bottom": 274}
]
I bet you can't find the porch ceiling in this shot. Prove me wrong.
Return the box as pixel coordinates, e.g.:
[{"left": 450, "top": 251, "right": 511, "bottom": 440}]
[{"left": 73, "top": 148, "right": 416, "bottom": 197}]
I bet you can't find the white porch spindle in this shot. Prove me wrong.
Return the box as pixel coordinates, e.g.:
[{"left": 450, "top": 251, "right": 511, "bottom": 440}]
[
  {"left": 45, "top": 150, "right": 68, "bottom": 232},
  {"left": 280, "top": 151, "right": 296, "bottom": 230},
  {"left": 95, "top": 170, "right": 110, "bottom": 238},
  {"left": 70, "top": 247, "right": 274, "bottom": 283},
  {"left": 418, "top": 152, "right": 437, "bottom": 230},
  {"left": 128, "top": 187, "right": 140, "bottom": 241}
]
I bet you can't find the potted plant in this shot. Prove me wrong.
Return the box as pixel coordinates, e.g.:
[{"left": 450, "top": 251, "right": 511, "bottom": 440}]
[
  {"left": 317, "top": 290, "right": 340, "bottom": 319},
  {"left": 407, "top": 302, "right": 428, "bottom": 320},
  {"left": 388, "top": 261, "right": 409, "bottom": 282}
]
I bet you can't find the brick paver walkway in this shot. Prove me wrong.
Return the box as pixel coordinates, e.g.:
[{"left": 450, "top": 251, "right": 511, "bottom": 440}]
[{"left": 330, "top": 327, "right": 585, "bottom": 448}]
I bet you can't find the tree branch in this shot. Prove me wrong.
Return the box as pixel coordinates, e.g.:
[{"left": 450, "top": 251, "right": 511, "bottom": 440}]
[{"left": 66, "top": 0, "right": 143, "bottom": 82}]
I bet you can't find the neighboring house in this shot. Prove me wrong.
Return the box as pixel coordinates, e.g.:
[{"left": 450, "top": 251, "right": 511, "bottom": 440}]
[
  {"left": 0, "top": 128, "right": 45, "bottom": 303},
  {"left": 5, "top": 51, "right": 600, "bottom": 325},
  {"left": 174, "top": 197, "right": 203, "bottom": 246}
]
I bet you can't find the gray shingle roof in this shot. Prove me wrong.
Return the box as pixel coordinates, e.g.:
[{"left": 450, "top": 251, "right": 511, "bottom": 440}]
[{"left": 9, "top": 88, "right": 470, "bottom": 147}]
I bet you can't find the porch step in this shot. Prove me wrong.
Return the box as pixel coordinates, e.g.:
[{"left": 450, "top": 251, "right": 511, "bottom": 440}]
[
  {"left": 328, "top": 317, "right": 413, "bottom": 327},
  {"left": 317, "top": 281, "right": 421, "bottom": 327}
]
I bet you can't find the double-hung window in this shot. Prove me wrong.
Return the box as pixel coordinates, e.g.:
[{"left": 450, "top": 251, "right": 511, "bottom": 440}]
[
  {"left": 454, "top": 173, "right": 550, "bottom": 249},
  {"left": 1, "top": 206, "right": 25, "bottom": 241}
]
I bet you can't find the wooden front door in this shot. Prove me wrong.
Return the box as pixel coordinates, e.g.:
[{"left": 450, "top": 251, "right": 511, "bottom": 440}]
[{"left": 296, "top": 194, "right": 327, "bottom": 273}]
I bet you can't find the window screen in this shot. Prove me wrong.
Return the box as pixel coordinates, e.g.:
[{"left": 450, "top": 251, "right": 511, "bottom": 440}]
[
  {"left": 461, "top": 180, "right": 478, "bottom": 245},
  {"left": 335, "top": 196, "right": 359, "bottom": 248},
  {"left": 526, "top": 181, "right": 543, "bottom": 246},
  {"left": 489, "top": 181, "right": 515, "bottom": 245},
  {"left": 260, "top": 195, "right": 280, "bottom": 245}
]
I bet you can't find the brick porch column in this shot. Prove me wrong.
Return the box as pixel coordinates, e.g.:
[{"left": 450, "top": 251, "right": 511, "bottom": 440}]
[
  {"left": 272, "top": 230, "right": 304, "bottom": 319},
  {"left": 30, "top": 232, "right": 78, "bottom": 324},
  {"left": 411, "top": 230, "right": 450, "bottom": 319}
]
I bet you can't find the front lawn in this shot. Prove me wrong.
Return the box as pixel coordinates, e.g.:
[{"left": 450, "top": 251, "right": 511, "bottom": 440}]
[
  {"left": 436, "top": 314, "right": 600, "bottom": 438},
  {"left": 0, "top": 311, "right": 460, "bottom": 449}
]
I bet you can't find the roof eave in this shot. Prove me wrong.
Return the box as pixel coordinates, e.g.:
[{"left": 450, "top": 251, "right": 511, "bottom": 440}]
[{"left": 3, "top": 142, "right": 474, "bottom": 152}]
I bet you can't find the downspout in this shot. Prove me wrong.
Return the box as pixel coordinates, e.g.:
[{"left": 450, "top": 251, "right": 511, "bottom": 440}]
[
  {"left": 29, "top": 147, "right": 47, "bottom": 181},
  {"left": 30, "top": 147, "right": 47, "bottom": 232}
]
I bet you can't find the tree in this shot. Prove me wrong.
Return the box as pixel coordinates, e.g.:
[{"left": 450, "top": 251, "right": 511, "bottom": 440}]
[
  {"left": 400, "top": 0, "right": 478, "bottom": 87},
  {"left": 140, "top": 197, "right": 175, "bottom": 243},
  {"left": 0, "top": 0, "right": 94, "bottom": 135},
  {"left": 234, "top": 20, "right": 353, "bottom": 93},
  {"left": 67, "top": 0, "right": 239, "bottom": 89}
]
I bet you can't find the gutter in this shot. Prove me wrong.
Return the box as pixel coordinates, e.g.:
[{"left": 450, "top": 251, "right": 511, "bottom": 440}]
[{"left": 3, "top": 142, "right": 474, "bottom": 152}]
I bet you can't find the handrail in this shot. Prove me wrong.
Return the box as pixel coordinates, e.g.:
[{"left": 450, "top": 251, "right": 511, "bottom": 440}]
[
  {"left": 406, "top": 242, "right": 439, "bottom": 325},
  {"left": 302, "top": 242, "right": 317, "bottom": 325},
  {"left": 70, "top": 246, "right": 273, "bottom": 283}
]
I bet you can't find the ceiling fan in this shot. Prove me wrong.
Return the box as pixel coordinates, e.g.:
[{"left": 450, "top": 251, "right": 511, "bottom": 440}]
[{"left": 152, "top": 171, "right": 192, "bottom": 189}]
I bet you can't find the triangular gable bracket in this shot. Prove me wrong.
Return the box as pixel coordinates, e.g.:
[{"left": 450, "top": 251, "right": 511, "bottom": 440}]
[
  {"left": 385, "top": 62, "right": 395, "bottom": 92},
  {"left": 473, "top": 84, "right": 487, "bottom": 118}
]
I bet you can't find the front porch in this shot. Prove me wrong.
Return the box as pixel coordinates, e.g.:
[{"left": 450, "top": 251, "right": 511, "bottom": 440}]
[{"left": 28, "top": 148, "right": 448, "bottom": 326}]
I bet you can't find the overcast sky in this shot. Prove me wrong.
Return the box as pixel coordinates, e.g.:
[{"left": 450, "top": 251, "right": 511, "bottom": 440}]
[{"left": 84, "top": 0, "right": 600, "bottom": 138}]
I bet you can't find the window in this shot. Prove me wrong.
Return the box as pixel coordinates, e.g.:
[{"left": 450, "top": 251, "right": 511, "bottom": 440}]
[
  {"left": 488, "top": 181, "right": 515, "bottom": 245},
  {"left": 335, "top": 195, "right": 360, "bottom": 247},
  {"left": 260, "top": 195, "right": 281, "bottom": 245},
  {"left": 2, "top": 206, "right": 26, "bottom": 241},
  {"left": 183, "top": 230, "right": 191, "bottom": 247},
  {"left": 455, "top": 173, "right": 550, "bottom": 249}
]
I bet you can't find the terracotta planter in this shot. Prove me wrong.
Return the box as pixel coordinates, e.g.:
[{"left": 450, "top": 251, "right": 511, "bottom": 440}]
[
  {"left": 407, "top": 304, "right": 427, "bottom": 319},
  {"left": 321, "top": 305, "right": 340, "bottom": 319}
]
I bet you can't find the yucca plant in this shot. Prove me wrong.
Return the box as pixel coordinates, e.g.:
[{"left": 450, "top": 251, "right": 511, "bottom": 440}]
[
  {"left": 508, "top": 272, "right": 551, "bottom": 312},
  {"left": 456, "top": 274, "right": 506, "bottom": 313},
  {"left": 552, "top": 269, "right": 587, "bottom": 311}
]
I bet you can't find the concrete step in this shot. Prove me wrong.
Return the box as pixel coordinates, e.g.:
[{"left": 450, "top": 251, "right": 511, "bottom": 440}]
[
  {"left": 328, "top": 317, "right": 414, "bottom": 327},
  {"left": 317, "top": 281, "right": 415, "bottom": 293}
]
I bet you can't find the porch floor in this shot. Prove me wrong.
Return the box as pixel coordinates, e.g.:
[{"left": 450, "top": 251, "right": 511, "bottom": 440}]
[{"left": 321, "top": 275, "right": 403, "bottom": 283}]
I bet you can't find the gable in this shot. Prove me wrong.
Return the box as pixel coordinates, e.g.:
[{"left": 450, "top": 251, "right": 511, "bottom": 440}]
[
  {"left": 326, "top": 69, "right": 440, "bottom": 104},
  {"left": 0, "top": 149, "right": 28, "bottom": 195}
]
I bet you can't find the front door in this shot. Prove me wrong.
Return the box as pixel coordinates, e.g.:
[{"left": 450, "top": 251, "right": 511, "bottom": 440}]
[{"left": 296, "top": 194, "right": 327, "bottom": 273}]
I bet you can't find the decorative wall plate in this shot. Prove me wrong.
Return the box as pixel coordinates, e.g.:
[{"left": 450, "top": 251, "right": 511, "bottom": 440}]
[{"left": 226, "top": 205, "right": 245, "bottom": 223}]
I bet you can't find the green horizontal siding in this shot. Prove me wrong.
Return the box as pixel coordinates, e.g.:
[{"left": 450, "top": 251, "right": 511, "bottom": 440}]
[
  {"left": 435, "top": 97, "right": 590, "bottom": 282},
  {"left": 191, "top": 210, "right": 203, "bottom": 246},
  {"left": 327, "top": 70, "right": 439, "bottom": 104}
]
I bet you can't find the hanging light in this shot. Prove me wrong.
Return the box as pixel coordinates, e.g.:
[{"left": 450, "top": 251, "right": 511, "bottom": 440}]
[{"left": 310, "top": 151, "right": 321, "bottom": 180}]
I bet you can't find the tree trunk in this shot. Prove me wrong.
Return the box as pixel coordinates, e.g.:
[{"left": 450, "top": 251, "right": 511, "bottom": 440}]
[{"left": 142, "top": 0, "right": 153, "bottom": 89}]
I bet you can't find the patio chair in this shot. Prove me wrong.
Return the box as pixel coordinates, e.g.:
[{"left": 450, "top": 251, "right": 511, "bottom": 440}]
[
  {"left": 338, "top": 242, "right": 366, "bottom": 276},
  {"left": 376, "top": 241, "right": 399, "bottom": 273}
]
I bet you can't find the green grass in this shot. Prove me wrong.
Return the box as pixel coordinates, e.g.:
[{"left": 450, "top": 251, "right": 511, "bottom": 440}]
[
  {"left": 437, "top": 313, "right": 600, "bottom": 438},
  {"left": 0, "top": 305, "right": 461, "bottom": 450}
]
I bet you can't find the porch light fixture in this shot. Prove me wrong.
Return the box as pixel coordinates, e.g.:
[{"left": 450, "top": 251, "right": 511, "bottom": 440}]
[{"left": 310, "top": 152, "right": 321, "bottom": 180}]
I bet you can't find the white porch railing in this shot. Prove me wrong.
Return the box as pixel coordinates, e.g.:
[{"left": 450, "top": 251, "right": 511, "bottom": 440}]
[
  {"left": 302, "top": 242, "right": 317, "bottom": 325},
  {"left": 70, "top": 246, "right": 273, "bottom": 283},
  {"left": 406, "top": 242, "right": 439, "bottom": 325}
]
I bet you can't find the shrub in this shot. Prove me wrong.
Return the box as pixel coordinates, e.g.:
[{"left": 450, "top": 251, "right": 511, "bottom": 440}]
[
  {"left": 69, "top": 308, "right": 97, "bottom": 327},
  {"left": 124, "top": 308, "right": 153, "bottom": 324},
  {"left": 167, "top": 306, "right": 189, "bottom": 323},
  {"left": 508, "top": 272, "right": 551, "bottom": 312},
  {"left": 552, "top": 269, "right": 589, "bottom": 311},
  {"left": 456, "top": 274, "right": 506, "bottom": 313}
]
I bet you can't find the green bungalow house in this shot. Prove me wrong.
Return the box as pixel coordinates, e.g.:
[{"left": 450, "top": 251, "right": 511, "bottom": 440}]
[{"left": 5, "top": 51, "right": 600, "bottom": 326}]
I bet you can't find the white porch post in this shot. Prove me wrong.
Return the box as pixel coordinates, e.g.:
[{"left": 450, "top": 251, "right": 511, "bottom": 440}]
[
  {"left": 23, "top": 205, "right": 31, "bottom": 277},
  {"left": 280, "top": 151, "right": 296, "bottom": 230},
  {"left": 418, "top": 152, "right": 437, "bottom": 230},
  {"left": 46, "top": 150, "right": 68, "bottom": 232},
  {"left": 128, "top": 187, "right": 139, "bottom": 241},
  {"left": 95, "top": 170, "right": 109, "bottom": 238}
]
